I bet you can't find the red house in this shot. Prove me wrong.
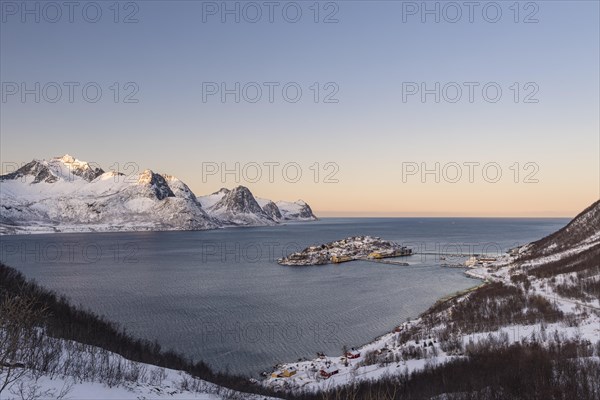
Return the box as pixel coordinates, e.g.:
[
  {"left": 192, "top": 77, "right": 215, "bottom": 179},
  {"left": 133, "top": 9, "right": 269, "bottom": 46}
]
[
  {"left": 320, "top": 366, "right": 339, "bottom": 378},
  {"left": 346, "top": 350, "right": 361, "bottom": 359}
]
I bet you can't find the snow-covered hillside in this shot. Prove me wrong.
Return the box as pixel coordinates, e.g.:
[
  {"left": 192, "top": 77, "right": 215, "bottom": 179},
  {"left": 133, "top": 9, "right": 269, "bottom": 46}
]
[
  {"left": 1, "top": 334, "right": 280, "bottom": 400},
  {"left": 263, "top": 200, "right": 600, "bottom": 394},
  {"left": 523, "top": 199, "right": 600, "bottom": 259},
  {"left": 0, "top": 155, "right": 317, "bottom": 234}
]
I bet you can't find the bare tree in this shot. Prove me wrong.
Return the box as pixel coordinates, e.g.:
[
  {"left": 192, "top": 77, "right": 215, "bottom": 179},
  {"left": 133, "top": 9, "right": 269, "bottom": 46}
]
[{"left": 0, "top": 295, "right": 47, "bottom": 395}]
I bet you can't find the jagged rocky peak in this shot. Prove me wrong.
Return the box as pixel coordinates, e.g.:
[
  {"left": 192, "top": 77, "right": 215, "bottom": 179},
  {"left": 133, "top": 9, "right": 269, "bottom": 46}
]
[
  {"left": 60, "top": 154, "right": 75, "bottom": 163},
  {"left": 262, "top": 200, "right": 282, "bottom": 220},
  {"left": 212, "top": 187, "right": 231, "bottom": 196},
  {"left": 276, "top": 199, "right": 317, "bottom": 220},
  {"left": 0, "top": 160, "right": 58, "bottom": 184},
  {"left": 162, "top": 174, "right": 198, "bottom": 202},
  {"left": 138, "top": 169, "right": 175, "bottom": 200},
  {"left": 53, "top": 154, "right": 104, "bottom": 182},
  {"left": 295, "top": 200, "right": 316, "bottom": 219},
  {"left": 211, "top": 185, "right": 266, "bottom": 215}
]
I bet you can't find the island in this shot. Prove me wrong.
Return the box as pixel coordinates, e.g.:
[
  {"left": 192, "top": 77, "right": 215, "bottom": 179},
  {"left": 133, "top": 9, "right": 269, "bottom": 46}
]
[{"left": 277, "top": 235, "right": 413, "bottom": 266}]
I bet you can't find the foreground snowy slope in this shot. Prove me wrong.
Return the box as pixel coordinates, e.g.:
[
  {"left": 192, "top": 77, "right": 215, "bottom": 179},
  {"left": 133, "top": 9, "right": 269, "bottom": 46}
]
[
  {"left": 0, "top": 261, "right": 283, "bottom": 400},
  {"left": 0, "top": 155, "right": 317, "bottom": 234},
  {"left": 6, "top": 336, "right": 280, "bottom": 400}
]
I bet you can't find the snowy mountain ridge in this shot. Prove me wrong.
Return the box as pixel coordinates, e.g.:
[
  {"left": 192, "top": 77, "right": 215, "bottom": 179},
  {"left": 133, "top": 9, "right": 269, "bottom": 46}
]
[
  {"left": 521, "top": 199, "right": 600, "bottom": 259},
  {"left": 0, "top": 155, "right": 317, "bottom": 234}
]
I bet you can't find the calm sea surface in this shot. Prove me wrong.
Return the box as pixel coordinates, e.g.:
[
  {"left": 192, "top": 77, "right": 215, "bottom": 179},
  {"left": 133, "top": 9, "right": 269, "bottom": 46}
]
[{"left": 0, "top": 218, "right": 568, "bottom": 375}]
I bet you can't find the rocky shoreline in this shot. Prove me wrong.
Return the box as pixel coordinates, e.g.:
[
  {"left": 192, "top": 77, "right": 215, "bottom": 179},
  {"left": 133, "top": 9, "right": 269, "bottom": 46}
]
[{"left": 277, "top": 235, "right": 413, "bottom": 266}]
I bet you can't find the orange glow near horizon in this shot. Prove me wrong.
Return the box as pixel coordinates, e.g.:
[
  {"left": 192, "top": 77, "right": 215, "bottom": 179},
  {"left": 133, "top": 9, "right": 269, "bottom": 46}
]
[{"left": 196, "top": 179, "right": 598, "bottom": 218}]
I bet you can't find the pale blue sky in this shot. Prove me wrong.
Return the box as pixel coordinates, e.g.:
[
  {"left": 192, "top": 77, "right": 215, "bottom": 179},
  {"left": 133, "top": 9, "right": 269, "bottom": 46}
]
[{"left": 1, "top": 1, "right": 599, "bottom": 216}]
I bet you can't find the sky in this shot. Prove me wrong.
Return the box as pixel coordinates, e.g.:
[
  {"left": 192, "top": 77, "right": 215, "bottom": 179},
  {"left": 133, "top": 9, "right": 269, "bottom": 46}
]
[{"left": 1, "top": 0, "right": 599, "bottom": 217}]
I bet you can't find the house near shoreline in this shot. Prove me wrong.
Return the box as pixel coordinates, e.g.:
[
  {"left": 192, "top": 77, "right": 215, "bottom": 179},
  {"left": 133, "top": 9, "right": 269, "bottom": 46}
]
[
  {"left": 346, "top": 350, "right": 361, "bottom": 359},
  {"left": 331, "top": 255, "right": 353, "bottom": 263},
  {"left": 271, "top": 366, "right": 297, "bottom": 378},
  {"left": 320, "top": 366, "right": 340, "bottom": 378}
]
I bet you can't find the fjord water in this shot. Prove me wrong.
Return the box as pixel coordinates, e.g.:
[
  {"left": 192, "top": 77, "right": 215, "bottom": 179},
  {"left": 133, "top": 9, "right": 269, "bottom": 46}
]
[{"left": 0, "top": 218, "right": 568, "bottom": 375}]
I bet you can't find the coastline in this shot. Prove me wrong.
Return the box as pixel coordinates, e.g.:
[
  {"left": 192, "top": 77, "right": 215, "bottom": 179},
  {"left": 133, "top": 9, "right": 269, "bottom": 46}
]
[
  {"left": 0, "top": 218, "right": 319, "bottom": 236},
  {"left": 263, "top": 261, "right": 489, "bottom": 389},
  {"left": 263, "top": 232, "right": 600, "bottom": 394},
  {"left": 3, "top": 205, "right": 598, "bottom": 398}
]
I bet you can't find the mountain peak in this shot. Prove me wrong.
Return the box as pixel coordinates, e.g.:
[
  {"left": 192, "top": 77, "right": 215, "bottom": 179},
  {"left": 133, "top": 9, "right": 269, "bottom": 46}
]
[
  {"left": 211, "top": 188, "right": 231, "bottom": 196},
  {"left": 51, "top": 154, "right": 104, "bottom": 182},
  {"left": 58, "top": 154, "right": 76, "bottom": 163},
  {"left": 276, "top": 199, "right": 317, "bottom": 221},
  {"left": 231, "top": 185, "right": 252, "bottom": 194},
  {"left": 137, "top": 169, "right": 175, "bottom": 200},
  {"left": 0, "top": 160, "right": 58, "bottom": 184},
  {"left": 211, "top": 185, "right": 267, "bottom": 217},
  {"left": 138, "top": 169, "right": 155, "bottom": 184},
  {"left": 262, "top": 200, "right": 283, "bottom": 220}
]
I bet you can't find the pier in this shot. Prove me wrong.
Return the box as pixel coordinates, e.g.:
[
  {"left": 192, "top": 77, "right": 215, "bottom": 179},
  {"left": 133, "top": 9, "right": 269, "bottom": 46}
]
[
  {"left": 413, "top": 252, "right": 480, "bottom": 257},
  {"left": 361, "top": 258, "right": 410, "bottom": 266}
]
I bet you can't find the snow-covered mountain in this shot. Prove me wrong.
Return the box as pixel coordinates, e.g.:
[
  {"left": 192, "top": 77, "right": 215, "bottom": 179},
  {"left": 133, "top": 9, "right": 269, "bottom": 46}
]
[
  {"left": 0, "top": 155, "right": 317, "bottom": 234},
  {"left": 2, "top": 155, "right": 105, "bottom": 184},
  {"left": 255, "top": 198, "right": 315, "bottom": 221},
  {"left": 522, "top": 199, "right": 600, "bottom": 259},
  {"left": 261, "top": 200, "right": 283, "bottom": 221},
  {"left": 202, "top": 186, "right": 275, "bottom": 226},
  {"left": 198, "top": 188, "right": 318, "bottom": 225},
  {"left": 276, "top": 200, "right": 316, "bottom": 220}
]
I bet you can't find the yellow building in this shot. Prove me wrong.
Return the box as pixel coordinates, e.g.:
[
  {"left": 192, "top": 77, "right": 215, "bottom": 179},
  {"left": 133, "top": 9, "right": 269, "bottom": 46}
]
[
  {"left": 331, "top": 255, "right": 353, "bottom": 263},
  {"left": 272, "top": 367, "right": 297, "bottom": 378}
]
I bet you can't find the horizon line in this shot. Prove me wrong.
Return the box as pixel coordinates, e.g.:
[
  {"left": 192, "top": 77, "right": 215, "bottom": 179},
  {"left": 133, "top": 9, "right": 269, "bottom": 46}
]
[{"left": 314, "top": 212, "right": 575, "bottom": 219}]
